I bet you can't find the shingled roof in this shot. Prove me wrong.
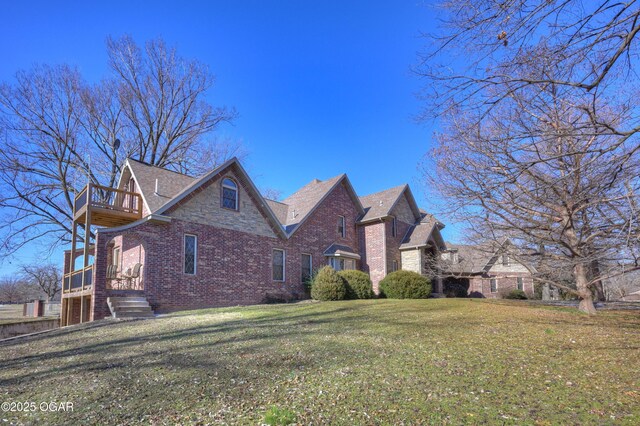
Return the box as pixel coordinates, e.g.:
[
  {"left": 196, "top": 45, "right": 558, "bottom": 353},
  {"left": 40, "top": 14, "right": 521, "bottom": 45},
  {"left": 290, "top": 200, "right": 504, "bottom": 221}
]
[
  {"left": 279, "top": 175, "right": 363, "bottom": 234},
  {"left": 122, "top": 159, "right": 196, "bottom": 214},
  {"left": 399, "top": 214, "right": 446, "bottom": 250},
  {"left": 358, "top": 184, "right": 421, "bottom": 224}
]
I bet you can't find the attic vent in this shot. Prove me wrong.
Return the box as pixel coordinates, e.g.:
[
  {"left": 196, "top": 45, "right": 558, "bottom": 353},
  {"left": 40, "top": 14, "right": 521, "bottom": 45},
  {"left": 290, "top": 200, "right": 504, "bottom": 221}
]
[
  {"left": 291, "top": 209, "right": 298, "bottom": 218},
  {"left": 379, "top": 200, "right": 384, "bottom": 206},
  {"left": 154, "top": 178, "right": 159, "bottom": 196},
  {"left": 312, "top": 178, "right": 321, "bottom": 184}
]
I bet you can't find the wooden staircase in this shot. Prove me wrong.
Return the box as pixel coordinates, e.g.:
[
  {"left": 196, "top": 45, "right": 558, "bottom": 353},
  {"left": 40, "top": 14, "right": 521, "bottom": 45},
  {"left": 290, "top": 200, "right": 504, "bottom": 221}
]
[{"left": 107, "top": 296, "right": 155, "bottom": 319}]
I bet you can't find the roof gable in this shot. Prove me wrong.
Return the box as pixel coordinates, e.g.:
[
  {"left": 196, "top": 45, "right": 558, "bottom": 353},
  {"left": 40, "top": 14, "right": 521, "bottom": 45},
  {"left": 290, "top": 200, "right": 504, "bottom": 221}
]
[
  {"left": 400, "top": 214, "right": 446, "bottom": 250},
  {"left": 119, "top": 159, "right": 196, "bottom": 215},
  {"left": 155, "top": 157, "right": 286, "bottom": 239},
  {"left": 281, "top": 174, "right": 364, "bottom": 235},
  {"left": 359, "top": 185, "right": 421, "bottom": 224}
]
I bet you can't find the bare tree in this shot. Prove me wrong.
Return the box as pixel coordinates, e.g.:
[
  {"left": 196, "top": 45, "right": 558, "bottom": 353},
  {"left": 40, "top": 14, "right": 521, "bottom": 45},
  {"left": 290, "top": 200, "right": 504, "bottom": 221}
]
[
  {"left": 0, "top": 277, "right": 29, "bottom": 304},
  {"left": 422, "top": 63, "right": 640, "bottom": 313},
  {"left": 0, "top": 36, "right": 238, "bottom": 257},
  {"left": 21, "top": 264, "right": 61, "bottom": 301},
  {"left": 418, "top": 1, "right": 640, "bottom": 313}
]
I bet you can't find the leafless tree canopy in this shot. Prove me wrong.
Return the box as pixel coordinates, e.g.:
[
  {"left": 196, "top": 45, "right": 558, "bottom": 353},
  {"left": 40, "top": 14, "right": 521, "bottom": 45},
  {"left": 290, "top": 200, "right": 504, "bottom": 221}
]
[
  {"left": 21, "top": 264, "right": 62, "bottom": 301},
  {"left": 0, "top": 36, "right": 239, "bottom": 257},
  {"left": 419, "top": 1, "right": 640, "bottom": 313}
]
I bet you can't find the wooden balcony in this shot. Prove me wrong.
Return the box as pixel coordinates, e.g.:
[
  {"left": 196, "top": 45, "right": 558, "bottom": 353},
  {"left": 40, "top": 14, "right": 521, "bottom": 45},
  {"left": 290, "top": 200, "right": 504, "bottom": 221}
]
[
  {"left": 74, "top": 184, "right": 142, "bottom": 227},
  {"left": 62, "top": 265, "right": 93, "bottom": 294}
]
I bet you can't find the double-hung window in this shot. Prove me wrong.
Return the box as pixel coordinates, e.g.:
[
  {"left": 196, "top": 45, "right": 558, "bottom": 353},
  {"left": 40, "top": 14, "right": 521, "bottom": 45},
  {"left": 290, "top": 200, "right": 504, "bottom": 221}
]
[{"left": 490, "top": 279, "right": 497, "bottom": 293}]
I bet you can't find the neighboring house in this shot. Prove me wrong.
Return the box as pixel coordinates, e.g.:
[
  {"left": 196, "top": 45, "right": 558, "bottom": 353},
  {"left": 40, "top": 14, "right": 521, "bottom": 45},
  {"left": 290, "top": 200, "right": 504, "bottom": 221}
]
[
  {"left": 439, "top": 240, "right": 535, "bottom": 298},
  {"left": 61, "top": 158, "right": 446, "bottom": 324}
]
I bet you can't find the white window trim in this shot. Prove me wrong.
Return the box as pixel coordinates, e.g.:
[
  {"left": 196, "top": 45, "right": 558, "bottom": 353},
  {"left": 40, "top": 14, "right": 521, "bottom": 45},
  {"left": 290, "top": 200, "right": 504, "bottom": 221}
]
[
  {"left": 184, "top": 234, "right": 197, "bottom": 275},
  {"left": 490, "top": 278, "right": 498, "bottom": 293},
  {"left": 273, "top": 249, "right": 286, "bottom": 282},
  {"left": 222, "top": 177, "right": 239, "bottom": 210},
  {"left": 338, "top": 215, "right": 346, "bottom": 238},
  {"left": 113, "top": 246, "right": 121, "bottom": 267}
]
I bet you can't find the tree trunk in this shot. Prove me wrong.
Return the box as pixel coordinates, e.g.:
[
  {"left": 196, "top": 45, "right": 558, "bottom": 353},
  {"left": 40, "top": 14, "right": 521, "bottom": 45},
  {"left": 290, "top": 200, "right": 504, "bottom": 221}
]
[{"left": 575, "top": 263, "right": 597, "bottom": 314}]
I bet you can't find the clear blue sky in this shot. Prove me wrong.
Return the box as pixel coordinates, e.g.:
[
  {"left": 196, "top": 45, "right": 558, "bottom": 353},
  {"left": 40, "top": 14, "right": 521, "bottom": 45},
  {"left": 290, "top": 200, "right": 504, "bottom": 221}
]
[{"left": 0, "top": 0, "right": 460, "bottom": 275}]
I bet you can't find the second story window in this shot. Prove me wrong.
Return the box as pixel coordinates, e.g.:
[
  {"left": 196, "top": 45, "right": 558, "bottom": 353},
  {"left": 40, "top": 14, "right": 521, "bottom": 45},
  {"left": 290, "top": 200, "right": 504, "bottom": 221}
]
[
  {"left": 222, "top": 178, "right": 238, "bottom": 210},
  {"left": 338, "top": 216, "right": 345, "bottom": 238},
  {"left": 391, "top": 216, "right": 397, "bottom": 237}
]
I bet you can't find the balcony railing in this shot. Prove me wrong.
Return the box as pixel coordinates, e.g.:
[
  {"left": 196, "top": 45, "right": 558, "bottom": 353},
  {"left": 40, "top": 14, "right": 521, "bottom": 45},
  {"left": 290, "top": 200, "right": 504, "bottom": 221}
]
[
  {"left": 73, "top": 184, "right": 142, "bottom": 227},
  {"left": 74, "top": 183, "right": 142, "bottom": 216},
  {"left": 63, "top": 265, "right": 93, "bottom": 294}
]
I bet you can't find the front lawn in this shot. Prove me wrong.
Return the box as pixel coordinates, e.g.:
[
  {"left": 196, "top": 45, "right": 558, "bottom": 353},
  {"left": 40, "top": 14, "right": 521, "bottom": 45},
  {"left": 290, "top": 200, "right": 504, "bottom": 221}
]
[{"left": 1, "top": 299, "right": 638, "bottom": 424}]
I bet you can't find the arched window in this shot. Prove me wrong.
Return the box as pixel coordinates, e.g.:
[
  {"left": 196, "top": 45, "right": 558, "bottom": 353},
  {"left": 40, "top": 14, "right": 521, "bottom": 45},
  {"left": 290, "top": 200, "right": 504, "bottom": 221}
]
[{"left": 221, "top": 178, "right": 238, "bottom": 210}]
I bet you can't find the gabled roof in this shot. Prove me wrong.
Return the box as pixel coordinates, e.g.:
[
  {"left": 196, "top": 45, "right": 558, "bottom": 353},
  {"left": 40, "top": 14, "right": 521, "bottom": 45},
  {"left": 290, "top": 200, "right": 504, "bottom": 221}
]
[
  {"left": 358, "top": 184, "right": 421, "bottom": 224},
  {"left": 399, "top": 213, "right": 446, "bottom": 250},
  {"left": 154, "top": 157, "right": 287, "bottom": 239},
  {"left": 264, "top": 199, "right": 289, "bottom": 225},
  {"left": 280, "top": 174, "right": 364, "bottom": 235},
  {"left": 121, "top": 159, "right": 196, "bottom": 214}
]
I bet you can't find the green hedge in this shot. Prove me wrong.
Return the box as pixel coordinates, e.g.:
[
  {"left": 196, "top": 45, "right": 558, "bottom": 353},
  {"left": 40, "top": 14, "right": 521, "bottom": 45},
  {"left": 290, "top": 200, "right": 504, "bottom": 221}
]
[
  {"left": 311, "top": 266, "right": 346, "bottom": 301},
  {"left": 338, "top": 270, "right": 374, "bottom": 299},
  {"left": 379, "top": 270, "right": 431, "bottom": 299}
]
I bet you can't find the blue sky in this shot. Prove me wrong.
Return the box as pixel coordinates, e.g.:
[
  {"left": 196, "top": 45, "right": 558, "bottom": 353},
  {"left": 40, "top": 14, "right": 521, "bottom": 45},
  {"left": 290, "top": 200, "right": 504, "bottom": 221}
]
[{"left": 0, "top": 0, "right": 460, "bottom": 275}]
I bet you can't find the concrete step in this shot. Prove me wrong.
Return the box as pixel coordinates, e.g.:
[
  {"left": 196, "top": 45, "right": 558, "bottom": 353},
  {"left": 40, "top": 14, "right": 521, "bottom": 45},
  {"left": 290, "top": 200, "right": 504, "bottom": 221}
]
[{"left": 107, "top": 296, "right": 155, "bottom": 319}]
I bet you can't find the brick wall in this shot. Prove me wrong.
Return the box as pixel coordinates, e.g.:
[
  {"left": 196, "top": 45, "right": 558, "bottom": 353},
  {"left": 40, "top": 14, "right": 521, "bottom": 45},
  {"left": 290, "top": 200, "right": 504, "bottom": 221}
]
[
  {"left": 469, "top": 273, "right": 534, "bottom": 298},
  {"left": 94, "top": 177, "right": 362, "bottom": 313},
  {"left": 359, "top": 221, "right": 385, "bottom": 293}
]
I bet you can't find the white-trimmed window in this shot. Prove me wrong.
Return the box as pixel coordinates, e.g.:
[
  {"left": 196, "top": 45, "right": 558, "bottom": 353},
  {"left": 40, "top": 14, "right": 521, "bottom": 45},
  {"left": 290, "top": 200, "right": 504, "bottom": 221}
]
[
  {"left": 221, "top": 178, "right": 238, "bottom": 210},
  {"left": 392, "top": 260, "right": 399, "bottom": 272},
  {"left": 338, "top": 216, "right": 346, "bottom": 237},
  {"left": 391, "top": 216, "right": 397, "bottom": 237},
  {"left": 502, "top": 254, "right": 510, "bottom": 266},
  {"left": 490, "top": 279, "right": 497, "bottom": 293},
  {"left": 301, "top": 253, "right": 312, "bottom": 283},
  {"left": 184, "top": 234, "right": 197, "bottom": 275},
  {"left": 328, "top": 257, "right": 355, "bottom": 271},
  {"left": 273, "top": 249, "right": 285, "bottom": 281},
  {"left": 517, "top": 277, "right": 524, "bottom": 291}
]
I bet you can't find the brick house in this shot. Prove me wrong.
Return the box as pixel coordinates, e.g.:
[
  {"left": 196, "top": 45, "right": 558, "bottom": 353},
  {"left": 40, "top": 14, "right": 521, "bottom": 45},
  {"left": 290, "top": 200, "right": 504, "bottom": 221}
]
[
  {"left": 61, "top": 158, "right": 446, "bottom": 324},
  {"left": 439, "top": 240, "right": 535, "bottom": 298}
]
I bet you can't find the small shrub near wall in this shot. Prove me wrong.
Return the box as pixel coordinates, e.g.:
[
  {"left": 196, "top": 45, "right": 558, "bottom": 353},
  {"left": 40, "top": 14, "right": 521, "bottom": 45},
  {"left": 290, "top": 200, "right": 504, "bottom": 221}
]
[
  {"left": 504, "top": 289, "right": 528, "bottom": 300},
  {"left": 311, "top": 266, "right": 347, "bottom": 301},
  {"left": 338, "top": 270, "right": 374, "bottom": 299},
  {"left": 379, "top": 270, "right": 431, "bottom": 299}
]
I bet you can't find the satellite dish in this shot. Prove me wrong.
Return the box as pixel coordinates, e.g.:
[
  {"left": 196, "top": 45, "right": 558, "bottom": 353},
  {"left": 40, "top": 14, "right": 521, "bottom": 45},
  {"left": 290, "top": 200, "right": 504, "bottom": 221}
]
[{"left": 114, "top": 138, "right": 121, "bottom": 150}]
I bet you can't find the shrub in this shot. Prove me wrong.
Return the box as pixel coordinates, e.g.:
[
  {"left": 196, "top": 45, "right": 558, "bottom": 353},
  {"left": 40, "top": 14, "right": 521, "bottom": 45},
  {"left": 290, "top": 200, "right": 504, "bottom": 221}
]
[
  {"left": 504, "top": 289, "right": 528, "bottom": 300},
  {"left": 311, "top": 266, "right": 346, "bottom": 301},
  {"left": 338, "top": 270, "right": 374, "bottom": 299},
  {"left": 379, "top": 270, "right": 431, "bottom": 299}
]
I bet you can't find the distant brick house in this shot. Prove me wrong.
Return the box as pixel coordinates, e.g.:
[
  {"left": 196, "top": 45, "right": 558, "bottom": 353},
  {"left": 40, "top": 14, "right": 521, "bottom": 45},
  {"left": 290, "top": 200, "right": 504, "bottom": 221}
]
[
  {"left": 61, "top": 158, "right": 446, "bottom": 324},
  {"left": 439, "top": 240, "right": 535, "bottom": 298}
]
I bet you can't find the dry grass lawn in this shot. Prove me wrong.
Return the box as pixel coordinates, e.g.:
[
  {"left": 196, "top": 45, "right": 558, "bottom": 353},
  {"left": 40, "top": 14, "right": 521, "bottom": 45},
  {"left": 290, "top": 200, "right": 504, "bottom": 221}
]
[{"left": 0, "top": 299, "right": 639, "bottom": 425}]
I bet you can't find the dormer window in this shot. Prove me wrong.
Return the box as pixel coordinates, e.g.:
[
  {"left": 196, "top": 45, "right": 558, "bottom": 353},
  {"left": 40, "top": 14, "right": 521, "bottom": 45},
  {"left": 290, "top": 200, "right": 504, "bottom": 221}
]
[
  {"left": 338, "top": 216, "right": 346, "bottom": 238},
  {"left": 221, "top": 178, "right": 238, "bottom": 210}
]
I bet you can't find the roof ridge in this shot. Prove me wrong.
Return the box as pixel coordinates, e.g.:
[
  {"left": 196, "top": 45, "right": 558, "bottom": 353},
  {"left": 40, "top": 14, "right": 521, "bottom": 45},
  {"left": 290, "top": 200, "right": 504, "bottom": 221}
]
[
  {"left": 359, "top": 184, "right": 406, "bottom": 199},
  {"left": 128, "top": 158, "right": 194, "bottom": 177}
]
